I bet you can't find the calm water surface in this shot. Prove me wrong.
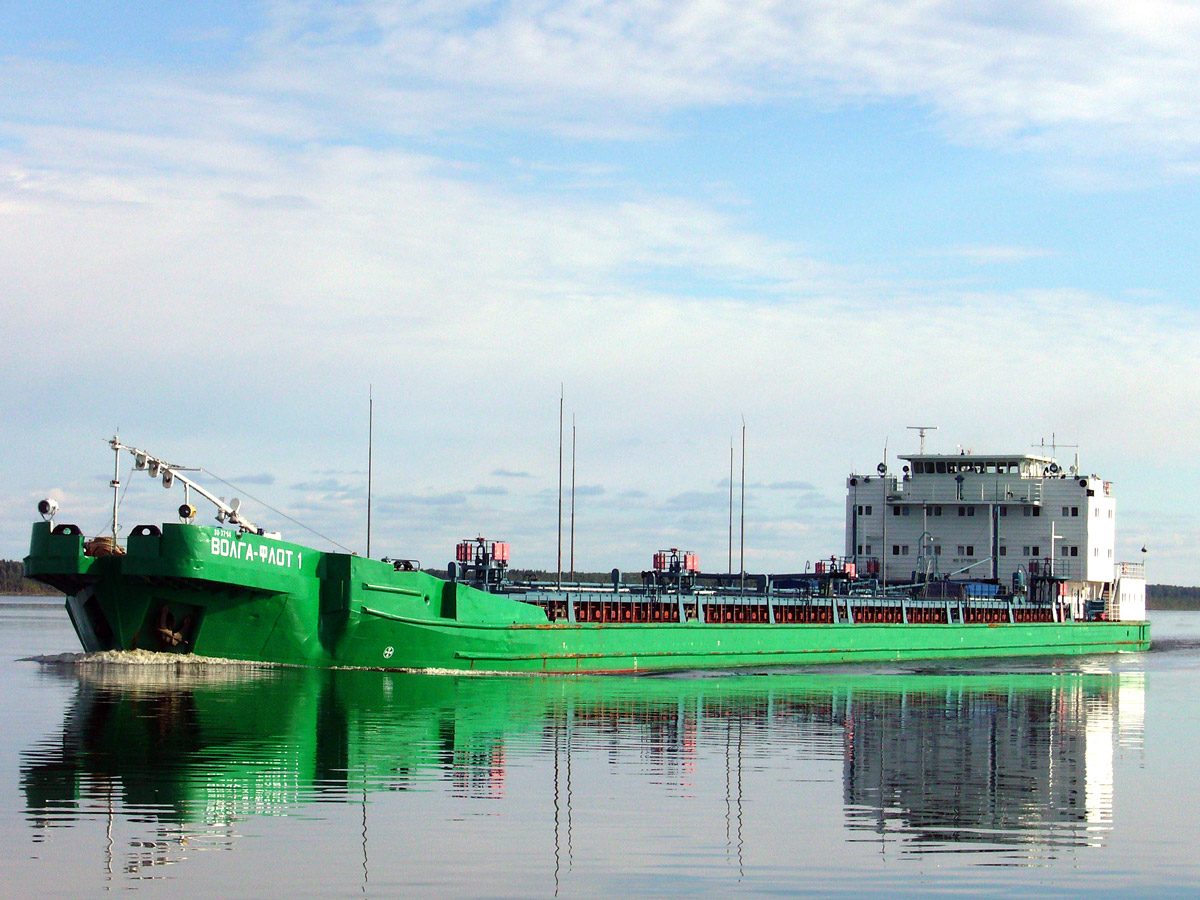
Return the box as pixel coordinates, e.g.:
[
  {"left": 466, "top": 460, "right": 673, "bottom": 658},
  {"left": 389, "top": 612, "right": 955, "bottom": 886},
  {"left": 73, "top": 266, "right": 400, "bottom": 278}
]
[{"left": 3, "top": 599, "right": 1198, "bottom": 899}]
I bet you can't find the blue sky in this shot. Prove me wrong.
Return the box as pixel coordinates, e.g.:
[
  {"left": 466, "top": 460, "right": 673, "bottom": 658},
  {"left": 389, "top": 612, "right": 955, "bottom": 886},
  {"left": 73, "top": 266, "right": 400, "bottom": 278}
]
[{"left": 2, "top": 1, "right": 1198, "bottom": 582}]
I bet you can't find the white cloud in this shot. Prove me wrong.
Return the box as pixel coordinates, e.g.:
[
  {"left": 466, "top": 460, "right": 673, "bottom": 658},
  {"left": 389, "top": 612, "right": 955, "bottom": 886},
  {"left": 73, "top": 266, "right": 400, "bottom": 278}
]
[
  {"left": 241, "top": 0, "right": 1200, "bottom": 166},
  {"left": 933, "top": 245, "right": 1054, "bottom": 264}
]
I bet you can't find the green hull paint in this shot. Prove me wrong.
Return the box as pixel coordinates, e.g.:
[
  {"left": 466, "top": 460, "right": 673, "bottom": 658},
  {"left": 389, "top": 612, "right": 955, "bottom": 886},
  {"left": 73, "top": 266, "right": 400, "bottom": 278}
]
[{"left": 26, "top": 521, "right": 1150, "bottom": 673}]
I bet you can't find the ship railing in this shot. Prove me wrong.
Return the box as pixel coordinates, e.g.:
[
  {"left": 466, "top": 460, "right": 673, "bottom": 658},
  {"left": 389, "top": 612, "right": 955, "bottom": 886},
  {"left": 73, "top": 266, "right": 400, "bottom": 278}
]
[
  {"left": 886, "top": 482, "right": 1043, "bottom": 506},
  {"left": 1116, "top": 561, "right": 1145, "bottom": 579},
  {"left": 517, "top": 584, "right": 1070, "bottom": 625}
]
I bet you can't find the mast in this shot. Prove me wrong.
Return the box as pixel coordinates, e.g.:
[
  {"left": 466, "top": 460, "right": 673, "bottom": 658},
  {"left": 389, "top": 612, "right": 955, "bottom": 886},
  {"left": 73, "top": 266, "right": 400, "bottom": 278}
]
[
  {"left": 739, "top": 419, "right": 746, "bottom": 594},
  {"left": 110, "top": 435, "right": 121, "bottom": 543},
  {"left": 557, "top": 386, "right": 563, "bottom": 590},
  {"left": 570, "top": 415, "right": 576, "bottom": 581},
  {"left": 366, "top": 387, "right": 374, "bottom": 558}
]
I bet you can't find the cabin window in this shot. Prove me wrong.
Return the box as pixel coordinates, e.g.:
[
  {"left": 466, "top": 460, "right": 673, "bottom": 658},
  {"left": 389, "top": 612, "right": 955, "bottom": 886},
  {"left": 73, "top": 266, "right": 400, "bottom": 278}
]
[
  {"left": 902, "top": 506, "right": 910, "bottom": 516},
  {"left": 1062, "top": 506, "right": 1069, "bottom": 516},
  {"left": 934, "top": 545, "right": 942, "bottom": 555},
  {"left": 1023, "top": 546, "right": 1030, "bottom": 556},
  {"left": 1071, "top": 507, "right": 1078, "bottom": 516},
  {"left": 967, "top": 545, "right": 974, "bottom": 556},
  {"left": 902, "top": 545, "right": 909, "bottom": 555},
  {"left": 865, "top": 545, "right": 872, "bottom": 555},
  {"left": 1024, "top": 507, "right": 1032, "bottom": 517},
  {"left": 892, "top": 545, "right": 901, "bottom": 555},
  {"left": 1071, "top": 546, "right": 1079, "bottom": 557},
  {"left": 1033, "top": 508, "right": 1041, "bottom": 517},
  {"left": 958, "top": 507, "right": 966, "bottom": 517},
  {"left": 933, "top": 505, "right": 942, "bottom": 516},
  {"left": 968, "top": 507, "right": 975, "bottom": 517},
  {"left": 1032, "top": 546, "right": 1040, "bottom": 556},
  {"left": 1061, "top": 546, "right": 1070, "bottom": 557},
  {"left": 936, "top": 461, "right": 947, "bottom": 473},
  {"left": 999, "top": 507, "right": 1007, "bottom": 516},
  {"left": 957, "top": 545, "right": 965, "bottom": 555},
  {"left": 865, "top": 505, "right": 872, "bottom": 515},
  {"left": 893, "top": 507, "right": 901, "bottom": 516},
  {"left": 999, "top": 546, "right": 1007, "bottom": 556},
  {"left": 1107, "top": 548, "right": 1112, "bottom": 558}
]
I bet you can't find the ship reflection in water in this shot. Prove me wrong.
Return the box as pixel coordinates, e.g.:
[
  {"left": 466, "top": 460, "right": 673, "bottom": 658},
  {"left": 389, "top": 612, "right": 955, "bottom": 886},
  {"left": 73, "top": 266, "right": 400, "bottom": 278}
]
[
  {"left": 20, "top": 662, "right": 1145, "bottom": 883},
  {"left": 839, "top": 673, "right": 1144, "bottom": 851}
]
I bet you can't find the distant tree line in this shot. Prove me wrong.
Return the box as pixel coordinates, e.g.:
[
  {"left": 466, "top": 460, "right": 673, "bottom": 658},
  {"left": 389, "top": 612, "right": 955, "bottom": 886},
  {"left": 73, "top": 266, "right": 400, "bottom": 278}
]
[
  {"left": 1146, "top": 584, "right": 1200, "bottom": 610},
  {"left": 0, "top": 560, "right": 58, "bottom": 596}
]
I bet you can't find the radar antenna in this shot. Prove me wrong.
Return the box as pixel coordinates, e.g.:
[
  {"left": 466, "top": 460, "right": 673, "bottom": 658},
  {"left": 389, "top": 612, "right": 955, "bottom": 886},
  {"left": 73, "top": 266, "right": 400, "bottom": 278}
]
[{"left": 907, "top": 425, "right": 938, "bottom": 454}]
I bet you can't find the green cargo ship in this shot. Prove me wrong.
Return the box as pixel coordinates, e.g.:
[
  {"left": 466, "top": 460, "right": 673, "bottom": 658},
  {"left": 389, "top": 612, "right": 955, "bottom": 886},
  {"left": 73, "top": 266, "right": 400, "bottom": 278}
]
[{"left": 23, "top": 439, "right": 1150, "bottom": 673}]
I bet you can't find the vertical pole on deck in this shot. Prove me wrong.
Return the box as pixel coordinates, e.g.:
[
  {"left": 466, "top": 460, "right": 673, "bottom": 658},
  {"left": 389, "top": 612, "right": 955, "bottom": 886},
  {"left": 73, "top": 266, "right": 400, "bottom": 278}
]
[
  {"left": 739, "top": 419, "right": 746, "bottom": 595},
  {"left": 111, "top": 436, "right": 120, "bottom": 544},
  {"left": 367, "top": 386, "right": 373, "bottom": 559},
  {"left": 557, "top": 385, "right": 563, "bottom": 590},
  {"left": 570, "top": 416, "right": 576, "bottom": 582}
]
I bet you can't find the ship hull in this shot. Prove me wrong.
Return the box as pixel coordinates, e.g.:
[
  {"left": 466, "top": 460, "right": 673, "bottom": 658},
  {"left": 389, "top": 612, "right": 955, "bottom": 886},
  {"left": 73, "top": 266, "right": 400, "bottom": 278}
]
[{"left": 26, "top": 521, "right": 1150, "bottom": 673}]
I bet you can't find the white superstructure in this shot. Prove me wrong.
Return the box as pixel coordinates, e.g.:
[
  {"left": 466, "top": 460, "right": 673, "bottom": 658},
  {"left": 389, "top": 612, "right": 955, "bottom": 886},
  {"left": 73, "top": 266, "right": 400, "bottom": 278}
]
[{"left": 845, "top": 448, "right": 1146, "bottom": 621}]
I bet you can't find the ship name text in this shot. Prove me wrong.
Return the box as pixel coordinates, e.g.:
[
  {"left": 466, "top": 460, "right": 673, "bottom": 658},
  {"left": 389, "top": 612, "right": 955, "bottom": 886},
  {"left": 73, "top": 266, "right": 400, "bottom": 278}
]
[{"left": 210, "top": 531, "right": 302, "bottom": 569}]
